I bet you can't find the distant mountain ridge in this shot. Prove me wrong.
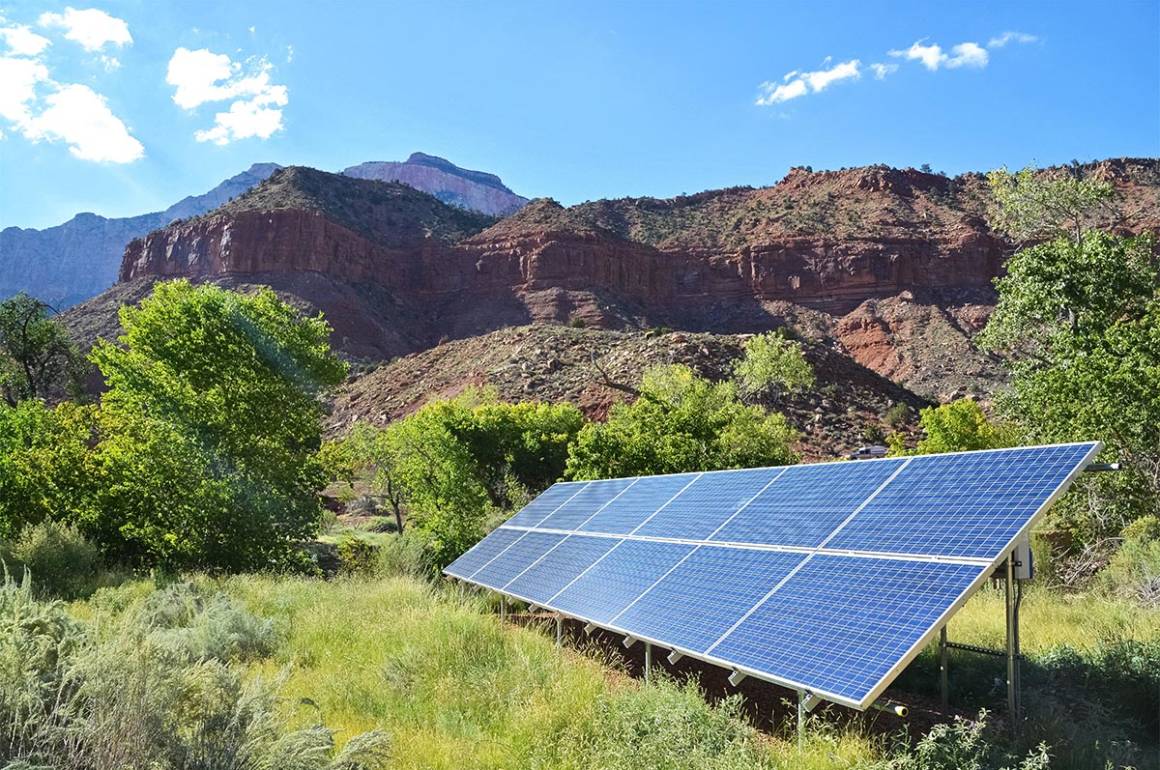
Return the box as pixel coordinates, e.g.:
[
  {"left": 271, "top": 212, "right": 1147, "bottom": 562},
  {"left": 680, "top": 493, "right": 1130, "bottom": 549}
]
[{"left": 0, "top": 154, "right": 527, "bottom": 308}]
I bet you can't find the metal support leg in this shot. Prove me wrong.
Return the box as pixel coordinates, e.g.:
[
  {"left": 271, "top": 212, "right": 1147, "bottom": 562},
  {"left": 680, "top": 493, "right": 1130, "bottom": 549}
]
[
  {"left": 797, "top": 690, "right": 806, "bottom": 750},
  {"left": 500, "top": 596, "right": 506, "bottom": 623},
  {"left": 1014, "top": 579, "right": 1023, "bottom": 722},
  {"left": 1005, "top": 555, "right": 1017, "bottom": 740},
  {"left": 644, "top": 642, "right": 652, "bottom": 683},
  {"left": 556, "top": 615, "right": 563, "bottom": 648},
  {"left": 939, "top": 625, "right": 949, "bottom": 710}
]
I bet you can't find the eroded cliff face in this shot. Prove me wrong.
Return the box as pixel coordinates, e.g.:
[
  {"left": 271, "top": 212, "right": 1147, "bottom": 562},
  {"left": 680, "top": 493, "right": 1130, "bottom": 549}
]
[{"left": 105, "top": 159, "right": 1160, "bottom": 401}]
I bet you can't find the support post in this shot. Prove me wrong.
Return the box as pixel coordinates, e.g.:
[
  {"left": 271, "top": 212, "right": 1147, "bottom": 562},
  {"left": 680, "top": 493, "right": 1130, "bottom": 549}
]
[
  {"left": 1005, "top": 554, "right": 1017, "bottom": 740},
  {"left": 644, "top": 642, "right": 652, "bottom": 683},
  {"left": 939, "top": 625, "right": 949, "bottom": 710},
  {"left": 500, "top": 596, "right": 506, "bottom": 623},
  {"left": 797, "top": 690, "right": 806, "bottom": 750},
  {"left": 556, "top": 615, "right": 563, "bottom": 648}
]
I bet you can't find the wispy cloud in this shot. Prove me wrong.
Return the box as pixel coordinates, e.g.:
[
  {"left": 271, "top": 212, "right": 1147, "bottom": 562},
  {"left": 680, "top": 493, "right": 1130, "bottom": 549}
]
[
  {"left": 755, "top": 59, "right": 861, "bottom": 105},
  {"left": 0, "top": 10, "right": 142, "bottom": 163},
  {"left": 757, "top": 31, "right": 1032, "bottom": 107},
  {"left": 39, "top": 6, "right": 131, "bottom": 69},
  {"left": 988, "top": 31, "right": 1038, "bottom": 48},
  {"left": 888, "top": 40, "right": 988, "bottom": 70},
  {"left": 166, "top": 47, "right": 289, "bottom": 145}
]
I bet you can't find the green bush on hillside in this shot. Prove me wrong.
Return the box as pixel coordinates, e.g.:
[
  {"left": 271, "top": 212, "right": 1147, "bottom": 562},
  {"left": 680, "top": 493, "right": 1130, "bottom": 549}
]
[{"left": 1099, "top": 515, "right": 1160, "bottom": 606}]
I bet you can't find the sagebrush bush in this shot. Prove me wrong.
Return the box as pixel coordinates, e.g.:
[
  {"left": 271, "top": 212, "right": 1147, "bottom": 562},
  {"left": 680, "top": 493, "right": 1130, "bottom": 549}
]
[
  {"left": 1099, "top": 515, "right": 1160, "bottom": 605},
  {"left": 375, "top": 530, "right": 437, "bottom": 579},
  {"left": 0, "top": 578, "right": 391, "bottom": 770},
  {"left": 7, "top": 520, "right": 101, "bottom": 599},
  {"left": 336, "top": 533, "right": 379, "bottom": 576}
]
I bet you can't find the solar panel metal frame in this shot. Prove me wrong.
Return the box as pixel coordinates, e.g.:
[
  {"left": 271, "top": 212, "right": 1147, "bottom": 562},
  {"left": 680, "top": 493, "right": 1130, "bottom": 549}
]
[{"left": 445, "top": 441, "right": 1101, "bottom": 710}]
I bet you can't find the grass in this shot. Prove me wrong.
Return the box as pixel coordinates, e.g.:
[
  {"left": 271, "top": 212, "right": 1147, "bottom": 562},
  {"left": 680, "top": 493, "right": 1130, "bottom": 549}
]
[{"left": 65, "top": 570, "right": 1159, "bottom": 770}]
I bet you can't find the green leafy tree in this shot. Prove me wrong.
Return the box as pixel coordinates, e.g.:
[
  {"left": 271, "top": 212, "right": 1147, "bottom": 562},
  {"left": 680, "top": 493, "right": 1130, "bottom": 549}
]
[
  {"left": 566, "top": 364, "right": 797, "bottom": 480},
  {"left": 0, "top": 399, "right": 98, "bottom": 539},
  {"left": 0, "top": 293, "right": 82, "bottom": 405},
  {"left": 88, "top": 280, "right": 347, "bottom": 570},
  {"left": 732, "top": 332, "right": 815, "bottom": 400},
  {"left": 981, "top": 167, "right": 1160, "bottom": 543},
  {"left": 888, "top": 398, "right": 1018, "bottom": 456}
]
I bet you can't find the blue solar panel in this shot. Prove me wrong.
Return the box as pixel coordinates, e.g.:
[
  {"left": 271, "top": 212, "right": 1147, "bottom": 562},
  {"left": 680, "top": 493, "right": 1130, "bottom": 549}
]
[
  {"left": 448, "top": 442, "right": 1098, "bottom": 708},
  {"left": 634, "top": 468, "right": 781, "bottom": 540},
  {"left": 709, "top": 555, "right": 984, "bottom": 703},
  {"left": 612, "top": 546, "right": 805, "bottom": 653},
  {"left": 711, "top": 459, "right": 905, "bottom": 547},
  {"left": 550, "top": 540, "right": 694, "bottom": 623},
  {"left": 503, "top": 482, "right": 588, "bottom": 528},
  {"left": 471, "top": 531, "right": 565, "bottom": 589},
  {"left": 536, "top": 477, "right": 636, "bottom": 531},
  {"left": 445, "top": 527, "right": 524, "bottom": 579},
  {"left": 504, "top": 535, "right": 620, "bottom": 604},
  {"left": 828, "top": 444, "right": 1096, "bottom": 559},
  {"left": 579, "top": 473, "right": 699, "bottom": 534}
]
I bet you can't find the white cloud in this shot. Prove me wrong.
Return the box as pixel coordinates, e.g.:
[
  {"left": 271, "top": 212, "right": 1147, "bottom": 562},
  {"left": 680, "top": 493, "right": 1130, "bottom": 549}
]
[
  {"left": 38, "top": 7, "right": 131, "bottom": 52},
  {"left": 988, "top": 31, "right": 1038, "bottom": 48},
  {"left": 0, "top": 23, "right": 50, "bottom": 56},
  {"left": 870, "top": 62, "right": 898, "bottom": 80},
  {"left": 756, "top": 59, "right": 860, "bottom": 105},
  {"left": 0, "top": 55, "right": 49, "bottom": 124},
  {"left": 0, "top": 13, "right": 141, "bottom": 163},
  {"left": 889, "top": 39, "right": 989, "bottom": 70},
  {"left": 20, "top": 83, "right": 142, "bottom": 161},
  {"left": 166, "top": 46, "right": 289, "bottom": 144}
]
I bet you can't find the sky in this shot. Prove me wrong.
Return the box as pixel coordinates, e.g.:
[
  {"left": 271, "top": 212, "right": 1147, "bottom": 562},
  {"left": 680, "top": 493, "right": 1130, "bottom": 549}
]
[{"left": 1, "top": 0, "right": 1158, "bottom": 229}]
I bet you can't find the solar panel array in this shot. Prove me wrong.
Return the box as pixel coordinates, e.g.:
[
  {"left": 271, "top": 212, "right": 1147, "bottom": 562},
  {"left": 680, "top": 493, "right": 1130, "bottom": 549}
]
[{"left": 445, "top": 442, "right": 1099, "bottom": 708}]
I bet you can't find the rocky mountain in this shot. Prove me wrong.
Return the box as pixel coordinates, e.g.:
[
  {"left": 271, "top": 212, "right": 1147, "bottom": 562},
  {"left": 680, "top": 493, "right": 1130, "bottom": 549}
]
[
  {"left": 343, "top": 152, "right": 528, "bottom": 217},
  {"left": 328, "top": 324, "right": 929, "bottom": 460},
  {"left": 67, "top": 157, "right": 1159, "bottom": 405},
  {"left": 2, "top": 154, "right": 527, "bottom": 308}
]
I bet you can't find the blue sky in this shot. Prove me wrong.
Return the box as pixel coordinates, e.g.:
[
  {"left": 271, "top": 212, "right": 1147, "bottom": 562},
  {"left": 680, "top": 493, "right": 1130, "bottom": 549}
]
[{"left": 1, "top": 0, "right": 1157, "bottom": 229}]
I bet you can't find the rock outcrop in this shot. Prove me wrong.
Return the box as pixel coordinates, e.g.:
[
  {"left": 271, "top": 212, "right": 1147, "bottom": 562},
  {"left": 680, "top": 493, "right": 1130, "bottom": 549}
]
[
  {"left": 80, "top": 158, "right": 1160, "bottom": 402},
  {"left": 344, "top": 152, "right": 529, "bottom": 217}
]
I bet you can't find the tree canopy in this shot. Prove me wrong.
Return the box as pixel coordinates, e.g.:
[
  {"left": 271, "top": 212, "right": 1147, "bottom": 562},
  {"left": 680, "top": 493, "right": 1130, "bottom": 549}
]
[
  {"left": 565, "top": 364, "right": 798, "bottom": 480},
  {"left": 0, "top": 293, "right": 81, "bottom": 405}
]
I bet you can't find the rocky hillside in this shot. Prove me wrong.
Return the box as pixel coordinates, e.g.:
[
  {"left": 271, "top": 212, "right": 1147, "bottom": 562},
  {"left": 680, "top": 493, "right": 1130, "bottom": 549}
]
[
  {"left": 328, "top": 325, "right": 928, "bottom": 461},
  {"left": 68, "top": 157, "right": 1159, "bottom": 403},
  {"left": 344, "top": 152, "right": 528, "bottom": 216},
  {"left": 2, "top": 154, "right": 527, "bottom": 308}
]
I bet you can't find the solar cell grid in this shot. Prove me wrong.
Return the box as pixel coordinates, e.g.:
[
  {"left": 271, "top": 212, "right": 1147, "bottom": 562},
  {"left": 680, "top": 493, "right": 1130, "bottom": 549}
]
[
  {"left": 471, "top": 531, "right": 565, "bottom": 589},
  {"left": 828, "top": 443, "right": 1096, "bottom": 559},
  {"left": 708, "top": 555, "right": 984, "bottom": 702},
  {"left": 536, "top": 477, "right": 636, "bottom": 531},
  {"left": 550, "top": 539, "right": 694, "bottom": 623},
  {"left": 503, "top": 481, "right": 588, "bottom": 528},
  {"left": 579, "top": 473, "right": 700, "bottom": 535},
  {"left": 444, "top": 527, "right": 524, "bottom": 579},
  {"left": 504, "top": 535, "right": 620, "bottom": 605},
  {"left": 611, "top": 546, "right": 805, "bottom": 654},
  {"left": 711, "top": 459, "right": 905, "bottom": 547},
  {"left": 633, "top": 468, "right": 781, "bottom": 540}
]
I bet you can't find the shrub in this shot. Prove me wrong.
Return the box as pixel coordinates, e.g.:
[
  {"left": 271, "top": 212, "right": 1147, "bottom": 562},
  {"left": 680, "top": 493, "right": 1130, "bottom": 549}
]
[
  {"left": 0, "top": 572, "right": 86, "bottom": 760},
  {"left": 1099, "top": 515, "right": 1160, "bottom": 605},
  {"left": 568, "top": 316, "right": 587, "bottom": 328},
  {"left": 876, "top": 710, "right": 1050, "bottom": 770},
  {"left": 376, "top": 530, "right": 438, "bottom": 579},
  {"left": 884, "top": 402, "right": 910, "bottom": 428},
  {"left": 336, "top": 533, "right": 380, "bottom": 576},
  {"left": 7, "top": 520, "right": 101, "bottom": 599}
]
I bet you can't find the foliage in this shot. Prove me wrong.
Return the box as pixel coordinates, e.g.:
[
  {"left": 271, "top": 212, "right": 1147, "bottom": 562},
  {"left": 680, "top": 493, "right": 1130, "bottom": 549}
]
[
  {"left": 732, "top": 332, "right": 815, "bottom": 399},
  {"left": 0, "top": 578, "right": 390, "bottom": 769},
  {"left": 889, "top": 398, "right": 1020, "bottom": 456},
  {"left": 987, "top": 165, "right": 1115, "bottom": 245},
  {"left": 6, "top": 520, "right": 101, "bottom": 600},
  {"left": 884, "top": 402, "right": 911, "bottom": 429},
  {"left": 1100, "top": 515, "right": 1160, "bottom": 606},
  {"left": 0, "top": 399, "right": 99, "bottom": 539},
  {"left": 566, "top": 364, "right": 797, "bottom": 479},
  {"left": 86, "top": 280, "right": 348, "bottom": 571},
  {"left": 0, "top": 293, "right": 82, "bottom": 406},
  {"left": 335, "top": 533, "right": 379, "bottom": 576},
  {"left": 981, "top": 167, "right": 1160, "bottom": 544},
  {"left": 335, "top": 392, "right": 583, "bottom": 565},
  {"left": 875, "top": 710, "right": 1050, "bottom": 770}
]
